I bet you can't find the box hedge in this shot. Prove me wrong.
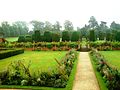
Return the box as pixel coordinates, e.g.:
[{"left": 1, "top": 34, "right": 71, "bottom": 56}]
[{"left": 0, "top": 49, "right": 24, "bottom": 59}]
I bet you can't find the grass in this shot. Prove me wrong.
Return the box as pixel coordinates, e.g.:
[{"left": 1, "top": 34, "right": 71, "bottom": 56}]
[
  {"left": 5, "top": 37, "right": 18, "bottom": 42},
  {"left": 100, "top": 51, "right": 120, "bottom": 70},
  {"left": 0, "top": 51, "right": 79, "bottom": 90},
  {"left": 0, "top": 51, "right": 67, "bottom": 73},
  {"left": 90, "top": 54, "right": 108, "bottom": 90}
]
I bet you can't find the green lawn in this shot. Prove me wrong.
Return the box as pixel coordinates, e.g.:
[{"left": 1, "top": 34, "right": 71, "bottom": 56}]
[
  {"left": 100, "top": 51, "right": 120, "bottom": 70},
  {"left": 5, "top": 37, "right": 18, "bottom": 42},
  {"left": 0, "top": 51, "right": 78, "bottom": 90},
  {"left": 0, "top": 51, "right": 67, "bottom": 73}
]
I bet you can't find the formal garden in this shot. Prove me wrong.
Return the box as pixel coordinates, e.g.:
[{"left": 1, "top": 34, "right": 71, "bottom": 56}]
[{"left": 0, "top": 16, "right": 120, "bottom": 90}]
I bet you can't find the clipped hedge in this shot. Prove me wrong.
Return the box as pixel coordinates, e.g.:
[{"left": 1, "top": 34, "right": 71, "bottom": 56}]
[
  {"left": 0, "top": 49, "right": 24, "bottom": 59},
  {"left": 90, "top": 49, "right": 120, "bottom": 90}
]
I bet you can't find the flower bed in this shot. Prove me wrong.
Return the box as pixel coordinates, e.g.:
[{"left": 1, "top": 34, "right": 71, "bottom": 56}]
[
  {"left": 90, "top": 49, "right": 120, "bottom": 90},
  {"left": 0, "top": 49, "right": 78, "bottom": 88},
  {"left": 88, "top": 41, "right": 120, "bottom": 51},
  {"left": 2, "top": 42, "right": 81, "bottom": 51}
]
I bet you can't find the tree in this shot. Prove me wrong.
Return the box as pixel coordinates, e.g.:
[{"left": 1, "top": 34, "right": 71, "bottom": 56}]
[
  {"left": 79, "top": 25, "right": 89, "bottom": 40},
  {"left": 32, "top": 30, "right": 41, "bottom": 42},
  {"left": 71, "top": 31, "right": 79, "bottom": 41},
  {"left": 89, "top": 30, "right": 96, "bottom": 41},
  {"left": 115, "top": 31, "right": 120, "bottom": 41},
  {"left": 1, "top": 21, "right": 10, "bottom": 37},
  {"left": 62, "top": 31, "right": 70, "bottom": 41},
  {"left": 44, "top": 21, "right": 53, "bottom": 32},
  {"left": 52, "top": 33, "right": 60, "bottom": 42},
  {"left": 12, "top": 21, "right": 29, "bottom": 36},
  {"left": 52, "top": 21, "right": 61, "bottom": 33},
  {"left": 110, "top": 21, "right": 120, "bottom": 30},
  {"left": 98, "top": 31, "right": 105, "bottom": 40},
  {"left": 64, "top": 20, "right": 73, "bottom": 31},
  {"left": 30, "top": 20, "right": 44, "bottom": 34},
  {"left": 44, "top": 31, "right": 52, "bottom": 42},
  {"left": 106, "top": 32, "right": 112, "bottom": 41},
  {"left": 88, "top": 16, "right": 98, "bottom": 30}
]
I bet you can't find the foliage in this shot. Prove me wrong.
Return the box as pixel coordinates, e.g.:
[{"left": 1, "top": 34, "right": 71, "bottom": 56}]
[
  {"left": 71, "top": 31, "right": 79, "bottom": 41},
  {"left": 88, "top": 41, "right": 120, "bottom": 51},
  {"left": 25, "top": 35, "right": 32, "bottom": 42},
  {"left": 44, "top": 31, "right": 52, "bottom": 42},
  {"left": 64, "top": 20, "right": 73, "bottom": 31},
  {"left": 0, "top": 49, "right": 77, "bottom": 88},
  {"left": 0, "top": 49, "right": 24, "bottom": 59},
  {"left": 18, "top": 36, "right": 25, "bottom": 42},
  {"left": 62, "top": 31, "right": 70, "bottom": 41},
  {"left": 32, "top": 30, "right": 41, "bottom": 42},
  {"left": 90, "top": 49, "right": 120, "bottom": 90},
  {"left": 89, "top": 30, "right": 96, "bottom": 41},
  {"left": 52, "top": 33, "right": 60, "bottom": 42},
  {"left": 115, "top": 31, "right": 120, "bottom": 41}
]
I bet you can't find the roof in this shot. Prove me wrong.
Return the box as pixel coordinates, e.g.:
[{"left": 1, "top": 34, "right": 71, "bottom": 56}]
[{"left": 0, "top": 38, "right": 7, "bottom": 43}]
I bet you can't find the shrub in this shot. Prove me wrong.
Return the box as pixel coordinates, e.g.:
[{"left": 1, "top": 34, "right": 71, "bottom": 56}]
[
  {"left": 46, "top": 43, "right": 53, "bottom": 49},
  {"left": 115, "top": 31, "right": 120, "bottom": 41},
  {"left": 0, "top": 49, "right": 77, "bottom": 88},
  {"left": 25, "top": 35, "right": 32, "bottom": 42},
  {"left": 44, "top": 31, "right": 52, "bottom": 42},
  {"left": 32, "top": 30, "right": 41, "bottom": 42},
  {"left": 71, "top": 31, "right": 79, "bottom": 41},
  {"left": 89, "top": 30, "right": 96, "bottom": 41},
  {"left": 90, "top": 49, "right": 120, "bottom": 90},
  {"left": 62, "top": 31, "right": 70, "bottom": 41},
  {"left": 52, "top": 33, "right": 60, "bottom": 42},
  {"left": 0, "top": 49, "right": 24, "bottom": 59},
  {"left": 18, "top": 36, "right": 25, "bottom": 42}
]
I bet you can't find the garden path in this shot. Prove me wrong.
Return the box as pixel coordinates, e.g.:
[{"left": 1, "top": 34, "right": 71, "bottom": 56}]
[{"left": 72, "top": 52, "right": 100, "bottom": 90}]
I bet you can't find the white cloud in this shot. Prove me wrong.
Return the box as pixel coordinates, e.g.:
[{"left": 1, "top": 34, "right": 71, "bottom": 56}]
[{"left": 0, "top": 0, "right": 120, "bottom": 28}]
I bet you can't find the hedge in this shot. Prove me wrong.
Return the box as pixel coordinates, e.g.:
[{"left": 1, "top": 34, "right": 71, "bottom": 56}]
[{"left": 0, "top": 49, "right": 24, "bottom": 59}]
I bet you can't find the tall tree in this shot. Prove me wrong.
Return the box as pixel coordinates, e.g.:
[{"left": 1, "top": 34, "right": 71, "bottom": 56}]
[
  {"left": 89, "top": 30, "right": 96, "bottom": 41},
  {"left": 62, "top": 31, "right": 70, "bottom": 41},
  {"left": 44, "top": 21, "right": 53, "bottom": 32},
  {"left": 44, "top": 31, "right": 52, "bottom": 42},
  {"left": 52, "top": 21, "right": 61, "bottom": 33},
  {"left": 110, "top": 21, "right": 120, "bottom": 30},
  {"left": 30, "top": 20, "right": 44, "bottom": 34},
  {"left": 88, "top": 16, "right": 98, "bottom": 30},
  {"left": 64, "top": 20, "right": 74, "bottom": 31},
  {"left": 71, "top": 31, "right": 79, "bottom": 41},
  {"left": 1, "top": 21, "right": 10, "bottom": 37},
  {"left": 12, "top": 21, "right": 29, "bottom": 36}
]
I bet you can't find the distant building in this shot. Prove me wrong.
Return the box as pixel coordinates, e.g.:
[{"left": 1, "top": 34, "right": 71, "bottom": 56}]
[{"left": 0, "top": 32, "right": 8, "bottom": 43}]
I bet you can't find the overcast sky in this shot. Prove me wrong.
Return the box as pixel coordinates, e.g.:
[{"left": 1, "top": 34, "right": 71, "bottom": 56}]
[{"left": 0, "top": 0, "right": 120, "bottom": 29}]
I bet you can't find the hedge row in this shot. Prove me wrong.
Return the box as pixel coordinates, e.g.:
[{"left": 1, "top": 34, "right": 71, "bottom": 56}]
[
  {"left": 0, "top": 49, "right": 77, "bottom": 88},
  {"left": 90, "top": 49, "right": 120, "bottom": 90},
  {"left": 88, "top": 41, "right": 120, "bottom": 51},
  {"left": 0, "top": 49, "right": 24, "bottom": 59},
  {"left": 3, "top": 42, "right": 81, "bottom": 51}
]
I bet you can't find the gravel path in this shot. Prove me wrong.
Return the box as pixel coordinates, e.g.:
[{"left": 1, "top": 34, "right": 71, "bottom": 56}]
[{"left": 72, "top": 52, "right": 100, "bottom": 90}]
